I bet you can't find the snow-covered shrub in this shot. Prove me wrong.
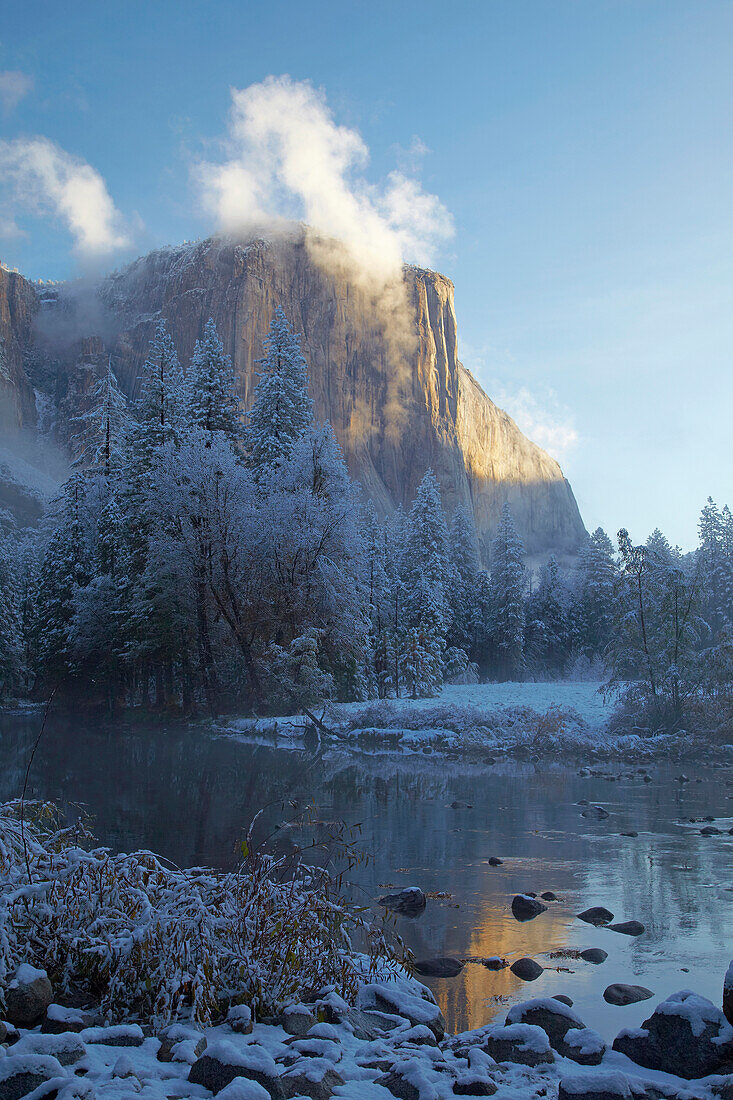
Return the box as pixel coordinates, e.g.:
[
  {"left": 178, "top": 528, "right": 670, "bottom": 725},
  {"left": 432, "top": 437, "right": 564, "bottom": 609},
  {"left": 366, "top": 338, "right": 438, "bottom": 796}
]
[{"left": 0, "top": 800, "right": 402, "bottom": 1027}]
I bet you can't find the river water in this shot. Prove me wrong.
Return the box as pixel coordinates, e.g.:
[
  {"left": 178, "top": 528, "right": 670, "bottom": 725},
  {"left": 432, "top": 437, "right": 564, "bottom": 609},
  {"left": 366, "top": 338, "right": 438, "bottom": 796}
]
[{"left": 2, "top": 710, "right": 732, "bottom": 1041}]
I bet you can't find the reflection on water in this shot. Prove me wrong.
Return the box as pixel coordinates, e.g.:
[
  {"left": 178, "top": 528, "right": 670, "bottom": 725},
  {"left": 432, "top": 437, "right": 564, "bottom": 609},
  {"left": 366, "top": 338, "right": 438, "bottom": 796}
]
[{"left": 2, "top": 711, "right": 733, "bottom": 1038}]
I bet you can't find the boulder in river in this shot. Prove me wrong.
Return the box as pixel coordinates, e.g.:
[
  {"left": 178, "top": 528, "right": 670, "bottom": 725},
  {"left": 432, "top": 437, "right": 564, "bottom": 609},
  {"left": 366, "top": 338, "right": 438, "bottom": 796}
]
[
  {"left": 511, "top": 895, "right": 548, "bottom": 922},
  {"left": 581, "top": 805, "right": 610, "bottom": 820},
  {"left": 450, "top": 801, "right": 473, "bottom": 809},
  {"left": 378, "top": 887, "right": 427, "bottom": 918},
  {"left": 612, "top": 989, "right": 733, "bottom": 1079},
  {"left": 577, "top": 906, "right": 614, "bottom": 926},
  {"left": 580, "top": 948, "right": 608, "bottom": 964},
  {"left": 413, "top": 957, "right": 464, "bottom": 978},
  {"left": 603, "top": 984, "right": 654, "bottom": 1006},
  {"left": 607, "top": 920, "right": 645, "bottom": 937},
  {"left": 481, "top": 957, "right": 509, "bottom": 970},
  {"left": 487, "top": 857, "right": 503, "bottom": 866},
  {"left": 510, "top": 958, "right": 544, "bottom": 982},
  {"left": 540, "top": 891, "right": 558, "bottom": 901}
]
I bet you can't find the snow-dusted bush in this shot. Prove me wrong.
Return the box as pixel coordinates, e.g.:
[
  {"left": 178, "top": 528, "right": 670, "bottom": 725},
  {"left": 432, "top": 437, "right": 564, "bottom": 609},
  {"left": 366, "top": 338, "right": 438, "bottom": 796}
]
[{"left": 0, "top": 800, "right": 401, "bottom": 1027}]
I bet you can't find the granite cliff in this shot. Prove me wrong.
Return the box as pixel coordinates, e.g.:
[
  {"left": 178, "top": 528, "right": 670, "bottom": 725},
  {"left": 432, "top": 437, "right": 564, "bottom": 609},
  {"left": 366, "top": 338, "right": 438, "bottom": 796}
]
[{"left": 0, "top": 234, "right": 585, "bottom": 557}]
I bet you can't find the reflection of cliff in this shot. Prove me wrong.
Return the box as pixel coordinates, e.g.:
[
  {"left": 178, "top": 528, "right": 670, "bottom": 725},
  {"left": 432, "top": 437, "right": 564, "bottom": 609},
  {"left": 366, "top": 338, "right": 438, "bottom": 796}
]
[{"left": 439, "top": 902, "right": 573, "bottom": 1034}]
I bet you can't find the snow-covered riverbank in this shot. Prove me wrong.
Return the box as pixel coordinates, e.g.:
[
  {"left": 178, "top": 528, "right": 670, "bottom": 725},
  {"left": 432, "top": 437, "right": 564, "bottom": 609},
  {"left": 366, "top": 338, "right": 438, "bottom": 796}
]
[
  {"left": 4, "top": 960, "right": 733, "bottom": 1099},
  {"left": 219, "top": 681, "right": 726, "bottom": 762}
]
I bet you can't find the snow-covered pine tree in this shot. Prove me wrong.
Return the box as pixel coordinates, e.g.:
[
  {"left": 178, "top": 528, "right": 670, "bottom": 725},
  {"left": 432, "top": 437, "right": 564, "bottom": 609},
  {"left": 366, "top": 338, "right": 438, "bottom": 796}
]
[
  {"left": 34, "top": 474, "right": 93, "bottom": 685},
  {"left": 571, "top": 527, "right": 616, "bottom": 660},
  {"left": 402, "top": 470, "right": 450, "bottom": 697},
  {"left": 381, "top": 505, "right": 408, "bottom": 697},
  {"left": 0, "top": 516, "right": 23, "bottom": 699},
  {"left": 488, "top": 502, "right": 526, "bottom": 681},
  {"left": 70, "top": 358, "right": 130, "bottom": 475},
  {"left": 183, "top": 318, "right": 242, "bottom": 444},
  {"left": 244, "top": 307, "right": 314, "bottom": 472},
  {"left": 698, "top": 498, "right": 731, "bottom": 637},
  {"left": 527, "top": 554, "right": 569, "bottom": 675},
  {"left": 132, "top": 321, "right": 185, "bottom": 458},
  {"left": 447, "top": 504, "right": 480, "bottom": 657}
]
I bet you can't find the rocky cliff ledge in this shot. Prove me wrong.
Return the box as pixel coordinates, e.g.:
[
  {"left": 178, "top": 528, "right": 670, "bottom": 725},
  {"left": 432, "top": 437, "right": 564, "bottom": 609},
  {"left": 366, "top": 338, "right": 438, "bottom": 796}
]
[{"left": 1, "top": 234, "right": 585, "bottom": 557}]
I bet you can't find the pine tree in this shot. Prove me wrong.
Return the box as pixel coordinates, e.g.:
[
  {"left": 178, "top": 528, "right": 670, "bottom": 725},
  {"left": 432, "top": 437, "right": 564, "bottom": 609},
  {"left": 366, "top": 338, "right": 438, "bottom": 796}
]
[
  {"left": 0, "top": 517, "right": 23, "bottom": 699},
  {"left": 183, "top": 318, "right": 242, "bottom": 444},
  {"left": 572, "top": 527, "right": 616, "bottom": 660},
  {"left": 447, "top": 504, "right": 480, "bottom": 657},
  {"left": 133, "top": 321, "right": 185, "bottom": 456},
  {"left": 35, "top": 474, "right": 93, "bottom": 685},
  {"left": 70, "top": 358, "right": 130, "bottom": 475},
  {"left": 488, "top": 503, "right": 526, "bottom": 680},
  {"left": 402, "top": 470, "right": 450, "bottom": 697},
  {"left": 527, "top": 555, "right": 569, "bottom": 675},
  {"left": 244, "top": 307, "right": 314, "bottom": 471}
]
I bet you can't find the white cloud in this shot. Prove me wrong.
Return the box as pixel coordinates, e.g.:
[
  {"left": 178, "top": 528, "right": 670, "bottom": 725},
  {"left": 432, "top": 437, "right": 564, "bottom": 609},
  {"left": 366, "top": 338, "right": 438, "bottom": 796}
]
[
  {"left": 0, "top": 136, "right": 130, "bottom": 258},
  {"left": 0, "top": 70, "right": 33, "bottom": 113},
  {"left": 492, "top": 384, "right": 579, "bottom": 460},
  {"left": 196, "top": 75, "right": 453, "bottom": 280}
]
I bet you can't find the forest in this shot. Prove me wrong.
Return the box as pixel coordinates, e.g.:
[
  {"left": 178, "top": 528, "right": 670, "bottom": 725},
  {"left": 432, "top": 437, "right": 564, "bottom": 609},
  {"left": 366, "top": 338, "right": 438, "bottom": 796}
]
[{"left": 1, "top": 310, "right": 732, "bottom": 734}]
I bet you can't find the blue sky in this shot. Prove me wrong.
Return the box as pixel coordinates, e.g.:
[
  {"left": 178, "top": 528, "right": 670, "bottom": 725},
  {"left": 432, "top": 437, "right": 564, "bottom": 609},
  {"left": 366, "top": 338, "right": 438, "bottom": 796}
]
[{"left": 1, "top": 0, "right": 731, "bottom": 549}]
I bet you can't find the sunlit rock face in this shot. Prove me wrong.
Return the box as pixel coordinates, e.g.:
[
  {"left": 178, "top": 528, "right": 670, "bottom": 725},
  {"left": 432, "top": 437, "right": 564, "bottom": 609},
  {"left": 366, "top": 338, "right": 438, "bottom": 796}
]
[{"left": 1, "top": 232, "right": 585, "bottom": 557}]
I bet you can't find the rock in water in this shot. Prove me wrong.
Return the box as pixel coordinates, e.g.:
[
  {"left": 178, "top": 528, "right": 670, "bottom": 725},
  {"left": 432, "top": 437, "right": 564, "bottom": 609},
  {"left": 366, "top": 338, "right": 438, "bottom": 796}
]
[
  {"left": 612, "top": 989, "right": 733, "bottom": 1078},
  {"left": 581, "top": 805, "right": 610, "bottom": 820},
  {"left": 603, "top": 984, "right": 654, "bottom": 1006},
  {"left": 487, "top": 857, "right": 503, "bottom": 866},
  {"left": 412, "top": 957, "right": 464, "bottom": 978},
  {"left": 577, "top": 906, "right": 614, "bottom": 926},
  {"left": 580, "top": 948, "right": 608, "bottom": 964},
  {"left": 511, "top": 895, "right": 548, "bottom": 922},
  {"left": 0, "top": 237, "right": 586, "bottom": 557},
  {"left": 607, "top": 920, "right": 645, "bottom": 936},
  {"left": 510, "top": 958, "right": 544, "bottom": 982},
  {"left": 378, "top": 887, "right": 427, "bottom": 918}
]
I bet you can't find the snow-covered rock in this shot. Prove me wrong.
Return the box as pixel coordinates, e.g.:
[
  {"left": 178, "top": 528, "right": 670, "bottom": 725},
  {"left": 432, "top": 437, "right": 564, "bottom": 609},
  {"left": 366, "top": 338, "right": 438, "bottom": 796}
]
[
  {"left": 358, "top": 979, "right": 445, "bottom": 1040},
  {"left": 557, "top": 1027, "right": 606, "bottom": 1066},
  {"left": 0, "top": 1053, "right": 66, "bottom": 1100},
  {"left": 612, "top": 989, "right": 733, "bottom": 1079},
  {"left": 10, "top": 1031, "right": 86, "bottom": 1066},
  {"left": 3, "top": 964, "right": 53, "bottom": 1027},
  {"left": 505, "top": 997, "right": 586, "bottom": 1048},
  {"left": 480, "top": 1022, "right": 554, "bottom": 1067},
  {"left": 188, "top": 1039, "right": 283, "bottom": 1096}
]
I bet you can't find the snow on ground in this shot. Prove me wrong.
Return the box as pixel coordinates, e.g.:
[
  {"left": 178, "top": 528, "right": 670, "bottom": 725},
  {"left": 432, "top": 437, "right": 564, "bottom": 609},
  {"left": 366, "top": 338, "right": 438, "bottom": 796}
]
[
  {"left": 220, "top": 681, "right": 635, "bottom": 760},
  {"left": 350, "top": 681, "right": 614, "bottom": 728},
  {"left": 1, "top": 970, "right": 730, "bottom": 1099}
]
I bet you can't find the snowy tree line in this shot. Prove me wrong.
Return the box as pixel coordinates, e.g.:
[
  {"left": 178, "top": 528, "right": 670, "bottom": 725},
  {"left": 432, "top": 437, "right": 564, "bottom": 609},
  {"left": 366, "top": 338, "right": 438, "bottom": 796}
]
[{"left": 1, "top": 309, "right": 732, "bottom": 729}]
